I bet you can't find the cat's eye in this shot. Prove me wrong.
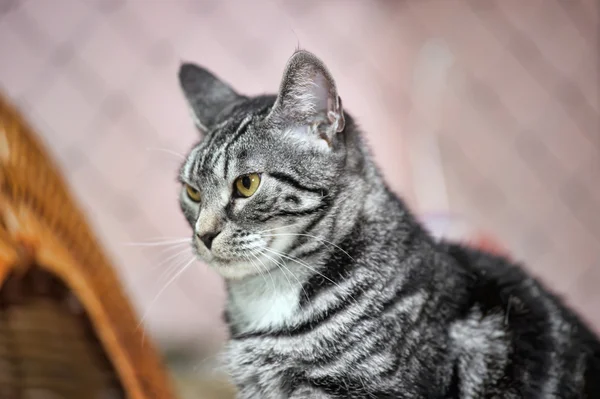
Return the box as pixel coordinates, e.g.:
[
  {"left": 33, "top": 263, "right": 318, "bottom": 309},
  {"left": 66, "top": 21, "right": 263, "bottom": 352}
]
[
  {"left": 185, "top": 184, "right": 201, "bottom": 202},
  {"left": 234, "top": 173, "right": 261, "bottom": 198}
]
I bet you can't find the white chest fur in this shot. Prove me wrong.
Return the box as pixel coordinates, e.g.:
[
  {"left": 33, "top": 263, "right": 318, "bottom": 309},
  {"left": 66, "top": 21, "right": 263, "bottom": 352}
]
[{"left": 227, "top": 267, "right": 304, "bottom": 334}]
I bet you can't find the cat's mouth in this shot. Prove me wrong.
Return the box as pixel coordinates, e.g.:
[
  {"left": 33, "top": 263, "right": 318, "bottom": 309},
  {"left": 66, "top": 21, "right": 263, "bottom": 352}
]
[
  {"left": 191, "top": 235, "right": 282, "bottom": 279},
  {"left": 197, "top": 237, "right": 275, "bottom": 261},
  {"left": 195, "top": 249, "right": 251, "bottom": 267},
  {"left": 203, "top": 249, "right": 281, "bottom": 280}
]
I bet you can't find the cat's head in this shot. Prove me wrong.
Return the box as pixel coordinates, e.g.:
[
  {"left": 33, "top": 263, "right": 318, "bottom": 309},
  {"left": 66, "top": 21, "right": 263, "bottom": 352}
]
[{"left": 178, "top": 50, "right": 356, "bottom": 280}]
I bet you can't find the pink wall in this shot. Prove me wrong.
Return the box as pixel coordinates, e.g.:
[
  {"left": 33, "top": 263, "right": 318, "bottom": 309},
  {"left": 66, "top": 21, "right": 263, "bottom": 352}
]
[{"left": 0, "top": 0, "right": 598, "bottom": 347}]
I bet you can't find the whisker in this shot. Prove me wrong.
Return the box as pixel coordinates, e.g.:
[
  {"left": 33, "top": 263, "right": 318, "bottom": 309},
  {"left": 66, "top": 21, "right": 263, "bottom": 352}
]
[
  {"left": 144, "top": 243, "right": 192, "bottom": 263},
  {"left": 261, "top": 251, "right": 310, "bottom": 304},
  {"left": 145, "top": 147, "right": 186, "bottom": 159},
  {"left": 266, "top": 254, "right": 295, "bottom": 296},
  {"left": 243, "top": 253, "right": 263, "bottom": 280},
  {"left": 124, "top": 238, "right": 191, "bottom": 247},
  {"left": 248, "top": 252, "right": 287, "bottom": 319},
  {"left": 156, "top": 252, "right": 195, "bottom": 285},
  {"left": 154, "top": 242, "right": 192, "bottom": 258},
  {"left": 258, "top": 222, "right": 305, "bottom": 234},
  {"left": 137, "top": 257, "right": 196, "bottom": 340},
  {"left": 192, "top": 353, "right": 223, "bottom": 374},
  {"left": 263, "top": 233, "right": 353, "bottom": 260},
  {"left": 248, "top": 252, "right": 277, "bottom": 294},
  {"left": 156, "top": 255, "right": 199, "bottom": 308},
  {"left": 246, "top": 253, "right": 278, "bottom": 302},
  {"left": 125, "top": 247, "right": 192, "bottom": 287},
  {"left": 128, "top": 235, "right": 191, "bottom": 242},
  {"left": 262, "top": 247, "right": 361, "bottom": 305},
  {"left": 152, "top": 248, "right": 189, "bottom": 269}
]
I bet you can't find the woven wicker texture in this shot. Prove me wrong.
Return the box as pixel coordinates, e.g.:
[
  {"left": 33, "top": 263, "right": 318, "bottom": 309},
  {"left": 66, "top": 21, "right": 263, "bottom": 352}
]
[
  {"left": 0, "top": 269, "right": 124, "bottom": 398},
  {"left": 0, "top": 93, "right": 175, "bottom": 399}
]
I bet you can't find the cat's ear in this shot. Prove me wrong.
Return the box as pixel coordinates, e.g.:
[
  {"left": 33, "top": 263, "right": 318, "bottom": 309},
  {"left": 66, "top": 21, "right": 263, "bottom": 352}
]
[
  {"left": 268, "top": 50, "right": 345, "bottom": 146},
  {"left": 178, "top": 63, "right": 243, "bottom": 132}
]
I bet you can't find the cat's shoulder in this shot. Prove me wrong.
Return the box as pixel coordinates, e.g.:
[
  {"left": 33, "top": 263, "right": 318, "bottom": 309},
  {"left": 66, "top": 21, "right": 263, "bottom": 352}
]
[
  {"left": 438, "top": 242, "right": 600, "bottom": 396},
  {"left": 436, "top": 240, "right": 562, "bottom": 333},
  {"left": 441, "top": 240, "right": 547, "bottom": 302},
  {"left": 438, "top": 240, "right": 599, "bottom": 343}
]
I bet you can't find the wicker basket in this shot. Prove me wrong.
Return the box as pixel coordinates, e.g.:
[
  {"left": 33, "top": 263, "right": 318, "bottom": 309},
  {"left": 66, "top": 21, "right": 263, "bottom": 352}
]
[{"left": 0, "top": 93, "right": 175, "bottom": 399}]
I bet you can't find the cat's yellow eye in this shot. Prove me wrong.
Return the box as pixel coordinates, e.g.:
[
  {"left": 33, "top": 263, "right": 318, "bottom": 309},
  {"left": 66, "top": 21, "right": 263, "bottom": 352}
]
[
  {"left": 185, "top": 184, "right": 201, "bottom": 202},
  {"left": 234, "top": 173, "right": 261, "bottom": 198}
]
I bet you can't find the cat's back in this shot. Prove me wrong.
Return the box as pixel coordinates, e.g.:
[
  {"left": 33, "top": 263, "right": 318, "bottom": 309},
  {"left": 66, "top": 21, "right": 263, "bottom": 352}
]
[{"left": 441, "top": 242, "right": 600, "bottom": 397}]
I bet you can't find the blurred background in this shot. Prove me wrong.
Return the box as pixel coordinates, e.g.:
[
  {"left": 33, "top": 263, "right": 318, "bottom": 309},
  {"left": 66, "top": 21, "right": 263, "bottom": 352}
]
[{"left": 0, "top": 0, "right": 598, "bottom": 357}]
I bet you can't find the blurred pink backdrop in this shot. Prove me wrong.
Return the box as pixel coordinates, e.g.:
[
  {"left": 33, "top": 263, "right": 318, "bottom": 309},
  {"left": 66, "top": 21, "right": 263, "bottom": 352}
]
[{"left": 0, "top": 0, "right": 598, "bottom": 348}]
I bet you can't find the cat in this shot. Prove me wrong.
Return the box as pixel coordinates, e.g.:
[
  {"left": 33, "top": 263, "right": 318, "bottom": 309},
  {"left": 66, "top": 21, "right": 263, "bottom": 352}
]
[{"left": 176, "top": 50, "right": 600, "bottom": 398}]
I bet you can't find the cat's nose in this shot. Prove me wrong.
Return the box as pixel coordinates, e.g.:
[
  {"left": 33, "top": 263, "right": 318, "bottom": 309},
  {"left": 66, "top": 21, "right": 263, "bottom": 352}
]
[{"left": 197, "top": 231, "right": 220, "bottom": 250}]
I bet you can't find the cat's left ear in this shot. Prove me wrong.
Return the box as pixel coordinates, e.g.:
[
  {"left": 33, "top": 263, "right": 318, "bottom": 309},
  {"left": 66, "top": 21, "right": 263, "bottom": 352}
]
[
  {"left": 179, "top": 63, "right": 244, "bottom": 133},
  {"left": 268, "top": 50, "right": 345, "bottom": 146}
]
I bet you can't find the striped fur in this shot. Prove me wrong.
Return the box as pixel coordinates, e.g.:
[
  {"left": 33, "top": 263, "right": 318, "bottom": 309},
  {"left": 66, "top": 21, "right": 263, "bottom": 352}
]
[{"left": 177, "top": 51, "right": 600, "bottom": 398}]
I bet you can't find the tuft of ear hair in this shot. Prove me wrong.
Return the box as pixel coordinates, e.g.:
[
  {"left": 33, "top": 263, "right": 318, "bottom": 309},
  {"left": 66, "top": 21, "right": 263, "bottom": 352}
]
[
  {"left": 268, "top": 50, "right": 345, "bottom": 147},
  {"left": 178, "top": 63, "right": 245, "bottom": 133}
]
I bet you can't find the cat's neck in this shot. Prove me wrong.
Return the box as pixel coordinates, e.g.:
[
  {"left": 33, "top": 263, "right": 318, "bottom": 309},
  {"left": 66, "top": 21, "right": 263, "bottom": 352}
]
[
  {"left": 225, "top": 127, "right": 418, "bottom": 334},
  {"left": 226, "top": 266, "right": 310, "bottom": 334},
  {"left": 224, "top": 180, "right": 414, "bottom": 335}
]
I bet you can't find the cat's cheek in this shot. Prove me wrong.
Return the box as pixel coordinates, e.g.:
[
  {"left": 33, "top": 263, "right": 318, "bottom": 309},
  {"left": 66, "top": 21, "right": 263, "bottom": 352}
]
[{"left": 268, "top": 233, "right": 296, "bottom": 255}]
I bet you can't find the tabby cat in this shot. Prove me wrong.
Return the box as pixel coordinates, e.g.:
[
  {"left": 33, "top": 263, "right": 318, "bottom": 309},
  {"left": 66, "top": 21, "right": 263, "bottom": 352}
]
[{"left": 176, "top": 50, "right": 600, "bottom": 398}]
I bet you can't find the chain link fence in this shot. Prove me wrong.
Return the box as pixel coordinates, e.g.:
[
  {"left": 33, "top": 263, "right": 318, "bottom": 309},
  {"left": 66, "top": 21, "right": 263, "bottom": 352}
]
[{"left": 0, "top": 0, "right": 598, "bottom": 345}]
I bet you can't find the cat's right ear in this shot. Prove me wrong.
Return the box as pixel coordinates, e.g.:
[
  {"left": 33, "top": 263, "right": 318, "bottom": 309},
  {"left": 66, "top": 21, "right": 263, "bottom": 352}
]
[
  {"left": 178, "top": 63, "right": 243, "bottom": 133},
  {"left": 266, "top": 50, "right": 345, "bottom": 148}
]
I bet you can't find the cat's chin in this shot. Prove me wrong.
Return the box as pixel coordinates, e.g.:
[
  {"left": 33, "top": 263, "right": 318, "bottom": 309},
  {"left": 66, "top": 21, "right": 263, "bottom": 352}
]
[
  {"left": 212, "top": 263, "right": 264, "bottom": 280},
  {"left": 206, "top": 258, "right": 269, "bottom": 281}
]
